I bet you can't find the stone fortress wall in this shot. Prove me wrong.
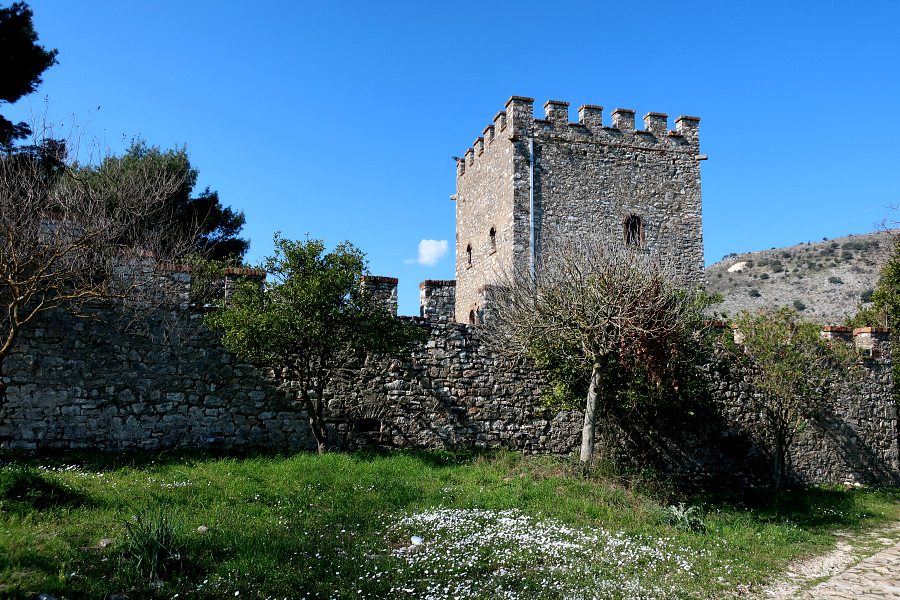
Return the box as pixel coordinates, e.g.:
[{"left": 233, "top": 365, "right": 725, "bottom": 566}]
[
  {"left": 455, "top": 96, "right": 705, "bottom": 324},
  {"left": 1, "top": 272, "right": 897, "bottom": 486},
  {"left": 1, "top": 93, "right": 897, "bottom": 487}
]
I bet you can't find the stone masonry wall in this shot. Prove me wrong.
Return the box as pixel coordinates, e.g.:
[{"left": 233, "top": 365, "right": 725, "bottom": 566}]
[
  {"left": 455, "top": 96, "right": 705, "bottom": 323},
  {"left": 1, "top": 276, "right": 897, "bottom": 487}
]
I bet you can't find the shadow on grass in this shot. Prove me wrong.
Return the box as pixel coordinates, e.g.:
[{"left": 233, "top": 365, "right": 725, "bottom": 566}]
[
  {"left": 691, "top": 484, "right": 900, "bottom": 531},
  {"left": 0, "top": 466, "right": 91, "bottom": 513}
]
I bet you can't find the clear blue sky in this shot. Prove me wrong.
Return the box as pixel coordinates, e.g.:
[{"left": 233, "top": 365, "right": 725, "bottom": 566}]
[{"left": 6, "top": 0, "right": 899, "bottom": 316}]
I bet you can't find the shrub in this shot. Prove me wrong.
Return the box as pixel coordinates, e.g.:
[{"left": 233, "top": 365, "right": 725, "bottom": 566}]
[
  {"left": 0, "top": 467, "right": 86, "bottom": 513},
  {"left": 746, "top": 260, "right": 754, "bottom": 268},
  {"left": 760, "top": 273, "right": 770, "bottom": 280},
  {"left": 841, "top": 251, "right": 853, "bottom": 261},
  {"left": 793, "top": 300, "right": 806, "bottom": 311},
  {"left": 749, "top": 288, "right": 760, "bottom": 297},
  {"left": 861, "top": 289, "right": 874, "bottom": 303},
  {"left": 717, "top": 273, "right": 722, "bottom": 278},
  {"left": 828, "top": 276, "right": 844, "bottom": 285},
  {"left": 772, "top": 265, "right": 784, "bottom": 273}
]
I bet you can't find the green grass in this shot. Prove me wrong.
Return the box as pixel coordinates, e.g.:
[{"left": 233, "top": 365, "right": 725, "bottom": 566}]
[{"left": 0, "top": 448, "right": 898, "bottom": 599}]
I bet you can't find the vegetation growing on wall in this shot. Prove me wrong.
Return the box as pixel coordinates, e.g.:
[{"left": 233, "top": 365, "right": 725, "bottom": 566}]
[
  {"left": 480, "top": 238, "right": 710, "bottom": 463},
  {"left": 205, "top": 234, "right": 425, "bottom": 453},
  {"left": 727, "top": 308, "right": 862, "bottom": 491}
]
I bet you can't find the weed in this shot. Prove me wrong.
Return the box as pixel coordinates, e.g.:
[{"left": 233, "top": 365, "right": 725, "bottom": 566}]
[
  {"left": 661, "top": 502, "right": 705, "bottom": 532},
  {"left": 122, "top": 501, "right": 184, "bottom": 582}
]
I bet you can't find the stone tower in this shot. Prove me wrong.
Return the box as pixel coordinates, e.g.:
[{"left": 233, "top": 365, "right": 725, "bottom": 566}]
[{"left": 453, "top": 96, "right": 705, "bottom": 324}]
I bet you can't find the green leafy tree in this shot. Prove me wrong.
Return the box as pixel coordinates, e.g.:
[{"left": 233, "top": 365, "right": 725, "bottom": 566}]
[
  {"left": 848, "top": 233, "right": 900, "bottom": 330},
  {"left": 728, "top": 309, "right": 861, "bottom": 490},
  {"left": 0, "top": 2, "right": 58, "bottom": 147},
  {"left": 102, "top": 140, "right": 249, "bottom": 261},
  {"left": 846, "top": 232, "right": 900, "bottom": 399},
  {"left": 205, "top": 234, "right": 425, "bottom": 453},
  {"left": 480, "top": 238, "right": 708, "bottom": 463}
]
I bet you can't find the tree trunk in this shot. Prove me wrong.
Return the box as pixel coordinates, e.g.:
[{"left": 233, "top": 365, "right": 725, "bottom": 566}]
[
  {"left": 301, "top": 395, "right": 329, "bottom": 454},
  {"left": 580, "top": 359, "right": 604, "bottom": 463},
  {"left": 773, "top": 430, "right": 787, "bottom": 491}
]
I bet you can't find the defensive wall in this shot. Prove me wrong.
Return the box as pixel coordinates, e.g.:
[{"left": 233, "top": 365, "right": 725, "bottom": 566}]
[
  {"left": 454, "top": 96, "right": 705, "bottom": 324},
  {"left": 1, "top": 272, "right": 897, "bottom": 487}
]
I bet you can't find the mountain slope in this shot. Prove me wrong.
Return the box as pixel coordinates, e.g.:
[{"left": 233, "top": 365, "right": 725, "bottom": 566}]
[{"left": 704, "top": 231, "right": 892, "bottom": 325}]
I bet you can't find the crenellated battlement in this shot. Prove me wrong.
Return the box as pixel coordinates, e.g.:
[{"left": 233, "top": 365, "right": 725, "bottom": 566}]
[
  {"left": 454, "top": 94, "right": 706, "bottom": 323},
  {"left": 456, "top": 96, "right": 702, "bottom": 175}
]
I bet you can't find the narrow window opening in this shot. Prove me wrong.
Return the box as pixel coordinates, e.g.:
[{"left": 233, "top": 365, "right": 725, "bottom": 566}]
[
  {"left": 466, "top": 244, "right": 472, "bottom": 265},
  {"left": 489, "top": 227, "right": 496, "bottom": 250},
  {"left": 468, "top": 310, "right": 476, "bottom": 324},
  {"left": 624, "top": 215, "right": 643, "bottom": 246}
]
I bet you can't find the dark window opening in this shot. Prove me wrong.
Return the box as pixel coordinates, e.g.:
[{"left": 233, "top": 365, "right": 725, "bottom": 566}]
[
  {"left": 489, "top": 227, "right": 496, "bottom": 250},
  {"left": 356, "top": 418, "right": 381, "bottom": 433},
  {"left": 468, "top": 310, "right": 476, "bottom": 324},
  {"left": 466, "top": 244, "right": 472, "bottom": 265},
  {"left": 624, "top": 215, "right": 643, "bottom": 246}
]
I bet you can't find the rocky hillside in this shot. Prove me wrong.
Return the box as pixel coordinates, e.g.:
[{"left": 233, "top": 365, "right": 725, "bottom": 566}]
[{"left": 704, "top": 231, "right": 893, "bottom": 325}]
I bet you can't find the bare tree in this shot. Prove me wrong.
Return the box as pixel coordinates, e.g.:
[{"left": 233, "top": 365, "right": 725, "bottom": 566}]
[
  {"left": 480, "top": 238, "right": 704, "bottom": 462},
  {"left": 0, "top": 132, "right": 195, "bottom": 395}
]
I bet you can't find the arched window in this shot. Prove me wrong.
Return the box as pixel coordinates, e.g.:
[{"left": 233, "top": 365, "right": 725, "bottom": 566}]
[
  {"left": 466, "top": 244, "right": 472, "bottom": 265},
  {"left": 489, "top": 227, "right": 496, "bottom": 250},
  {"left": 468, "top": 310, "right": 476, "bottom": 324},
  {"left": 624, "top": 215, "right": 643, "bottom": 246}
]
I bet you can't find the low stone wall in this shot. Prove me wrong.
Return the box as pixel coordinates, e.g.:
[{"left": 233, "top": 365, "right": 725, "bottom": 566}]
[{"left": 1, "top": 295, "right": 897, "bottom": 487}]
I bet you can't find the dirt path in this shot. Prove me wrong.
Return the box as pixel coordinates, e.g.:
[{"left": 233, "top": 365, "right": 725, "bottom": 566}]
[{"left": 756, "top": 523, "right": 900, "bottom": 599}]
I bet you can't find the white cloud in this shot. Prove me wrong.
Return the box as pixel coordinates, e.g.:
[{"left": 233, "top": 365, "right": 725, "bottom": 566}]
[{"left": 416, "top": 239, "right": 448, "bottom": 267}]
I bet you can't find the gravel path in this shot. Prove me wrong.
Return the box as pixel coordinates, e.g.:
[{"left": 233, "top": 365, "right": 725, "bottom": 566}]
[{"left": 757, "top": 523, "right": 900, "bottom": 599}]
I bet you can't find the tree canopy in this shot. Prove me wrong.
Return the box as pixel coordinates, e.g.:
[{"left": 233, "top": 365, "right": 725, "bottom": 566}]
[
  {"left": 205, "top": 234, "right": 425, "bottom": 453},
  {"left": 480, "top": 239, "right": 708, "bottom": 462},
  {"left": 105, "top": 140, "right": 249, "bottom": 261},
  {"left": 0, "top": 2, "right": 58, "bottom": 147}
]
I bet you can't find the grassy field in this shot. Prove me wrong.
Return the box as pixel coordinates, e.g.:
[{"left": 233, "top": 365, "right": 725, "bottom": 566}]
[{"left": 0, "top": 448, "right": 898, "bottom": 600}]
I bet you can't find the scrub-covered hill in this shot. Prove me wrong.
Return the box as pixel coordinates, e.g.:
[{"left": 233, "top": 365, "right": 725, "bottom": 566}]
[{"left": 704, "top": 230, "right": 893, "bottom": 325}]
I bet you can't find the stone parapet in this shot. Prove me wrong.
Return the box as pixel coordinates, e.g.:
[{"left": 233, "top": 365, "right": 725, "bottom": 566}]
[
  {"left": 419, "top": 280, "right": 456, "bottom": 321},
  {"left": 362, "top": 276, "right": 399, "bottom": 316}
]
